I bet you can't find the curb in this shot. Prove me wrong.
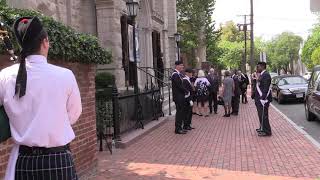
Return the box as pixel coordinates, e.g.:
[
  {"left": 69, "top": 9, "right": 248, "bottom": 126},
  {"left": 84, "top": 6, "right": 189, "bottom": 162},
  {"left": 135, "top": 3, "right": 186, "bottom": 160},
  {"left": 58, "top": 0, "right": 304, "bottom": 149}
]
[{"left": 270, "top": 103, "right": 320, "bottom": 150}]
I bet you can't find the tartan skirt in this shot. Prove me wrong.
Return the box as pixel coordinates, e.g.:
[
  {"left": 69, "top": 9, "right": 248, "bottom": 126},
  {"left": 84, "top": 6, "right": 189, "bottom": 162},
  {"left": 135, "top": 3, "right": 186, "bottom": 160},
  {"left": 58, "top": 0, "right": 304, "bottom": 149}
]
[{"left": 15, "top": 150, "right": 78, "bottom": 180}]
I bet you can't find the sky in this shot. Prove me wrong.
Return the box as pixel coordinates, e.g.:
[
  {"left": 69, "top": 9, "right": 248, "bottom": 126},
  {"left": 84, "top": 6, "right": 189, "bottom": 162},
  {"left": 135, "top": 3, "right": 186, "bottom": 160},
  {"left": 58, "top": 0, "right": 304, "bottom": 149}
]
[{"left": 213, "top": 0, "right": 319, "bottom": 40}]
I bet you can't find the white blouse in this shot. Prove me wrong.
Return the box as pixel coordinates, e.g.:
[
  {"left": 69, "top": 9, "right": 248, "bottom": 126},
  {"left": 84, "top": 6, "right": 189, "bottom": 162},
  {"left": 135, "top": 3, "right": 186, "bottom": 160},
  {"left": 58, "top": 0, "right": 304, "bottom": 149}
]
[
  {"left": 0, "top": 55, "right": 82, "bottom": 180},
  {"left": 194, "top": 77, "right": 211, "bottom": 86}
]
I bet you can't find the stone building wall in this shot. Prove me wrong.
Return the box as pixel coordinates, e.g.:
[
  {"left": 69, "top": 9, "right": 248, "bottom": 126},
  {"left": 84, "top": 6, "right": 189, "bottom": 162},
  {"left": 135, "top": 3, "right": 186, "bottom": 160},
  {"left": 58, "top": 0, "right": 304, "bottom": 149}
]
[
  {"left": 6, "top": 0, "right": 177, "bottom": 88},
  {"left": 6, "top": 0, "right": 96, "bottom": 34}
]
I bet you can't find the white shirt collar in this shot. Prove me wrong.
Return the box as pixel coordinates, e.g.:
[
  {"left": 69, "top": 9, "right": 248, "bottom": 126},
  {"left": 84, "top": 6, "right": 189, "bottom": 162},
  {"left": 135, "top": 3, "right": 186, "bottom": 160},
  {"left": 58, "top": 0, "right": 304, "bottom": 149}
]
[
  {"left": 26, "top": 55, "right": 48, "bottom": 64},
  {"left": 174, "top": 69, "right": 180, "bottom": 74},
  {"left": 261, "top": 70, "right": 266, "bottom": 76}
]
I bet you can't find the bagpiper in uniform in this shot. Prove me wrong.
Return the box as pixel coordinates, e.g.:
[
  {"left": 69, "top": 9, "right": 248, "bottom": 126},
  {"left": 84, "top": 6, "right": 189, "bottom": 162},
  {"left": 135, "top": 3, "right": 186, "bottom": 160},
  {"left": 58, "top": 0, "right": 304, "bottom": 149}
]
[{"left": 1, "top": 16, "right": 82, "bottom": 180}]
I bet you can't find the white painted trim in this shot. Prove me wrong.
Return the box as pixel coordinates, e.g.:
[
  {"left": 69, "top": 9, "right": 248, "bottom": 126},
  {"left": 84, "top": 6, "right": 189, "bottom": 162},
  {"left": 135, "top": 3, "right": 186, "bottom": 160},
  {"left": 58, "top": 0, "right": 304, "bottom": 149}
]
[{"left": 270, "top": 103, "right": 320, "bottom": 150}]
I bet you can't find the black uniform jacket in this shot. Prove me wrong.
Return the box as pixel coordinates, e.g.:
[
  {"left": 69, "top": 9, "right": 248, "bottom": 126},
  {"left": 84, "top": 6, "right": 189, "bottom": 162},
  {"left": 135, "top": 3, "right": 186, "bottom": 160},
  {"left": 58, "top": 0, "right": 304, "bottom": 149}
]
[
  {"left": 254, "top": 71, "right": 272, "bottom": 102},
  {"left": 171, "top": 70, "right": 188, "bottom": 104}
]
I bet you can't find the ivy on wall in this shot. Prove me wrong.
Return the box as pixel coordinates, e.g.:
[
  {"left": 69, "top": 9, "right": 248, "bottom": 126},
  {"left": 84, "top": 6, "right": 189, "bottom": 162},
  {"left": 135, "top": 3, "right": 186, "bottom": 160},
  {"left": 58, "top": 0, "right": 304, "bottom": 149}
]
[{"left": 0, "top": 2, "right": 112, "bottom": 64}]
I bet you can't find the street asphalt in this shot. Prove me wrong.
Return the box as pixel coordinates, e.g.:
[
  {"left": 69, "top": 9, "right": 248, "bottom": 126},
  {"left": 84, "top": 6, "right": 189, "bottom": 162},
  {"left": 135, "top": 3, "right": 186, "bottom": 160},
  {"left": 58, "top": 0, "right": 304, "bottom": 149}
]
[{"left": 271, "top": 99, "right": 320, "bottom": 144}]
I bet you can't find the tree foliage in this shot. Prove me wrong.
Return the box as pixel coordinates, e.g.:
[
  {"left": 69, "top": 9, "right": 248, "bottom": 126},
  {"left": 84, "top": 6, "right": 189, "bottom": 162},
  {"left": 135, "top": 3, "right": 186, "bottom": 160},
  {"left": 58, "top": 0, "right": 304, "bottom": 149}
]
[
  {"left": 217, "top": 40, "right": 242, "bottom": 69},
  {"left": 302, "top": 26, "right": 320, "bottom": 69},
  {"left": 216, "top": 21, "right": 243, "bottom": 69},
  {"left": 265, "top": 32, "right": 302, "bottom": 72},
  {"left": 220, "top": 21, "right": 244, "bottom": 42},
  {"left": 177, "top": 0, "right": 219, "bottom": 67},
  {"left": 311, "top": 47, "right": 320, "bottom": 65}
]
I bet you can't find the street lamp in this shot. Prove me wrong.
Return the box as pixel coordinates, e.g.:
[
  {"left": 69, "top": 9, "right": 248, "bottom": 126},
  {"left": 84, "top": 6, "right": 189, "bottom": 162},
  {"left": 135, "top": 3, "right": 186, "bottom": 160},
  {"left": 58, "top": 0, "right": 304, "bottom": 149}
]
[
  {"left": 126, "top": 0, "right": 139, "bottom": 18},
  {"left": 127, "top": 0, "right": 144, "bottom": 129},
  {"left": 174, "top": 33, "right": 182, "bottom": 61},
  {"left": 126, "top": 0, "right": 139, "bottom": 94}
]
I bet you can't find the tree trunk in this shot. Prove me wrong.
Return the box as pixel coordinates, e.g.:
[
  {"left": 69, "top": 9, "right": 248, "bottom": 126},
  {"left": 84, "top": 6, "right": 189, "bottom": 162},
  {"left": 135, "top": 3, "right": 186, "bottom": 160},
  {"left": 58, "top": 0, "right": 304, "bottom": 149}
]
[
  {"left": 195, "top": 25, "right": 206, "bottom": 69},
  {"left": 290, "top": 57, "right": 294, "bottom": 75}
]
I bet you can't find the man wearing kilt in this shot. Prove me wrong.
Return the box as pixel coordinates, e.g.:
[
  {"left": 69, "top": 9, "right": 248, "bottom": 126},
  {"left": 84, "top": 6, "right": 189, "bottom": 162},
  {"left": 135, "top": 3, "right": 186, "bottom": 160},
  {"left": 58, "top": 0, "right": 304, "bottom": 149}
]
[{"left": 0, "top": 17, "right": 82, "bottom": 180}]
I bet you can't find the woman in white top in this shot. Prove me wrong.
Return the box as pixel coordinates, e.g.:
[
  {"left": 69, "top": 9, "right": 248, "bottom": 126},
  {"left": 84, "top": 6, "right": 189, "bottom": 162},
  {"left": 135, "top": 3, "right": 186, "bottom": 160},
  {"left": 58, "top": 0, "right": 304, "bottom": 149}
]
[{"left": 194, "top": 70, "right": 211, "bottom": 117}]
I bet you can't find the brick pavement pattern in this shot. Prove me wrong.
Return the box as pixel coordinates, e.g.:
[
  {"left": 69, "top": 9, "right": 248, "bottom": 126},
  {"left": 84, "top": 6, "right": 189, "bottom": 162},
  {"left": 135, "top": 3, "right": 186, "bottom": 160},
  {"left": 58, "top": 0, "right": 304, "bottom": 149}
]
[{"left": 88, "top": 101, "right": 320, "bottom": 180}]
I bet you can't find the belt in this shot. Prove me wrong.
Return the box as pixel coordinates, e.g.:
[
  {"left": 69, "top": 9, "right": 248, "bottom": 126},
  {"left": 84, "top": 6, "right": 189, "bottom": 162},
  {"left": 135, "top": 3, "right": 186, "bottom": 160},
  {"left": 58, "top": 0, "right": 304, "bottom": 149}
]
[{"left": 19, "top": 144, "right": 70, "bottom": 155}]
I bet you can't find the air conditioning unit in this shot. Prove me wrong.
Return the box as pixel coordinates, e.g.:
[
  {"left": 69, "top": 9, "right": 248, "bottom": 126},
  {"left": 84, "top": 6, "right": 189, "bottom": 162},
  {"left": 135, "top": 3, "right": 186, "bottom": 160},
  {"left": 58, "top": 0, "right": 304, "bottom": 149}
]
[{"left": 311, "top": 0, "right": 320, "bottom": 12}]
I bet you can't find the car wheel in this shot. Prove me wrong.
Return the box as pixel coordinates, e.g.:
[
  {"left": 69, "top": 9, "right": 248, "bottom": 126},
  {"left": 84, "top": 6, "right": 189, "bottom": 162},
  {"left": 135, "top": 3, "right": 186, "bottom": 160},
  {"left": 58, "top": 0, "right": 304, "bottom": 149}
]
[
  {"left": 277, "top": 93, "right": 284, "bottom": 104},
  {"left": 305, "top": 103, "right": 315, "bottom": 121}
]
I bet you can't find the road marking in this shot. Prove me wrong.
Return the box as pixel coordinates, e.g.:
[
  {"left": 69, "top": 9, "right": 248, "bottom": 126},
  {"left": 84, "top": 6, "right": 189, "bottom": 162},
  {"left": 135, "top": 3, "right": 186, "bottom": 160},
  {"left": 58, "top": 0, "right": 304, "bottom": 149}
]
[{"left": 270, "top": 103, "right": 320, "bottom": 150}]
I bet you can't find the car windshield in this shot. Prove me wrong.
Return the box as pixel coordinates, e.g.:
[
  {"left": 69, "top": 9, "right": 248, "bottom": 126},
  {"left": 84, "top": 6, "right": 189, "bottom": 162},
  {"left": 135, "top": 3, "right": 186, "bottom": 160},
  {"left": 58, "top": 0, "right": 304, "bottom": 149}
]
[{"left": 282, "top": 77, "right": 307, "bottom": 85}]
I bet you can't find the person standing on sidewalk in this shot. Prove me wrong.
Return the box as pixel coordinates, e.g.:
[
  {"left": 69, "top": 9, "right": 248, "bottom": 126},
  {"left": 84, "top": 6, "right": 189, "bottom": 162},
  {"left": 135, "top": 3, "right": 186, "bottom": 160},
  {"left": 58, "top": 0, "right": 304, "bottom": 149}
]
[
  {"left": 207, "top": 68, "right": 220, "bottom": 114},
  {"left": 221, "top": 71, "right": 234, "bottom": 117},
  {"left": 1, "top": 17, "right": 82, "bottom": 180},
  {"left": 182, "top": 68, "right": 195, "bottom": 130},
  {"left": 238, "top": 70, "right": 249, "bottom": 104},
  {"left": 254, "top": 62, "right": 272, "bottom": 136},
  {"left": 190, "top": 70, "right": 199, "bottom": 115},
  {"left": 195, "top": 70, "right": 211, "bottom": 117},
  {"left": 171, "top": 61, "right": 188, "bottom": 134},
  {"left": 231, "top": 70, "right": 241, "bottom": 116}
]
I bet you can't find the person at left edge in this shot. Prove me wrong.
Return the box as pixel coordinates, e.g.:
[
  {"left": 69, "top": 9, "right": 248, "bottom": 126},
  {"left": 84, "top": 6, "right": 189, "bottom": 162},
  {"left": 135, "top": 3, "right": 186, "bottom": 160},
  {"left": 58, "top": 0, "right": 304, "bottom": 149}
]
[
  {"left": 0, "top": 17, "right": 82, "bottom": 180},
  {"left": 182, "top": 68, "right": 195, "bottom": 131},
  {"left": 171, "top": 61, "right": 188, "bottom": 134}
]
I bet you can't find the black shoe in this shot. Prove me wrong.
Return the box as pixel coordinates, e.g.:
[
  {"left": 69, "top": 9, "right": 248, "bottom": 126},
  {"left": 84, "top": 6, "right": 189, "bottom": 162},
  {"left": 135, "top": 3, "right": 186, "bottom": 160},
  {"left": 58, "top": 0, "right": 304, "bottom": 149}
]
[
  {"left": 184, "top": 126, "right": 193, "bottom": 130},
  {"left": 258, "top": 132, "right": 272, "bottom": 137},
  {"left": 214, "top": 112, "right": 218, "bottom": 114},
  {"left": 231, "top": 113, "right": 238, "bottom": 116},
  {"left": 175, "top": 130, "right": 187, "bottom": 134},
  {"left": 256, "top": 128, "right": 263, "bottom": 132}
]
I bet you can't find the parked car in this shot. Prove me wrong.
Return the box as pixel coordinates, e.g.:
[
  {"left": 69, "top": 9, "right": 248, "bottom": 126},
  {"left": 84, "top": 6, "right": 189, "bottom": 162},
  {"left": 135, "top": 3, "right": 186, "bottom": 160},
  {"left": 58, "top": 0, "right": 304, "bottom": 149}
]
[
  {"left": 303, "top": 72, "right": 312, "bottom": 81},
  {"left": 305, "top": 66, "right": 320, "bottom": 121},
  {"left": 270, "top": 72, "right": 278, "bottom": 79},
  {"left": 271, "top": 75, "right": 308, "bottom": 104}
]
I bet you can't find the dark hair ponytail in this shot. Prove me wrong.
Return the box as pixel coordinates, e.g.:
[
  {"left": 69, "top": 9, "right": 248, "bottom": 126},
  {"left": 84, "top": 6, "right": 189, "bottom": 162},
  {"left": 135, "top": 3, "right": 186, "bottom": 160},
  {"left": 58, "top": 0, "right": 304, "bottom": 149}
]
[
  {"left": 15, "top": 49, "right": 28, "bottom": 98},
  {"left": 15, "top": 31, "right": 48, "bottom": 98}
]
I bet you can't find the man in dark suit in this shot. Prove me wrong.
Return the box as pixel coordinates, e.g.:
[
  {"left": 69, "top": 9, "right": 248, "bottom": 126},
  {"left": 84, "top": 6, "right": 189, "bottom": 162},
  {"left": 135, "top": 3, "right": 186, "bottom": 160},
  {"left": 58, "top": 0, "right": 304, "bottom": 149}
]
[
  {"left": 182, "top": 68, "right": 195, "bottom": 130},
  {"left": 255, "top": 62, "right": 272, "bottom": 136},
  {"left": 231, "top": 70, "right": 241, "bottom": 115},
  {"left": 238, "top": 70, "right": 249, "bottom": 104},
  {"left": 171, "top": 61, "right": 188, "bottom": 134},
  {"left": 207, "top": 68, "right": 219, "bottom": 114}
]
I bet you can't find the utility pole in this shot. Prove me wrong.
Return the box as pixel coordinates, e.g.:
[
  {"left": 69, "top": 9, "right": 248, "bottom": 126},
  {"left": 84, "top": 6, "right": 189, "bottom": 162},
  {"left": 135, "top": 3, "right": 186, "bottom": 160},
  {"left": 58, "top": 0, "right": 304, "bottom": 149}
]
[
  {"left": 250, "top": 0, "right": 255, "bottom": 73},
  {"left": 237, "top": 15, "right": 250, "bottom": 73}
]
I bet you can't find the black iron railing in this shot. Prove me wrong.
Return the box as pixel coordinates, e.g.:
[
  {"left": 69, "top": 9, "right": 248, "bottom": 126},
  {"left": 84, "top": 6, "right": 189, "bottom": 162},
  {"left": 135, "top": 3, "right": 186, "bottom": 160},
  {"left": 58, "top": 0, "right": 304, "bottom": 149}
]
[
  {"left": 138, "top": 67, "right": 172, "bottom": 116},
  {"left": 96, "top": 67, "right": 171, "bottom": 153}
]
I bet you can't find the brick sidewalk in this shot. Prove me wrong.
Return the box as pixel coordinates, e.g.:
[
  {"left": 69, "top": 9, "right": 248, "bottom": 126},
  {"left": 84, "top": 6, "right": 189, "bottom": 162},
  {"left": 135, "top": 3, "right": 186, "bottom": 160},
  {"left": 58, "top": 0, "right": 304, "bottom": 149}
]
[{"left": 87, "top": 101, "right": 320, "bottom": 180}]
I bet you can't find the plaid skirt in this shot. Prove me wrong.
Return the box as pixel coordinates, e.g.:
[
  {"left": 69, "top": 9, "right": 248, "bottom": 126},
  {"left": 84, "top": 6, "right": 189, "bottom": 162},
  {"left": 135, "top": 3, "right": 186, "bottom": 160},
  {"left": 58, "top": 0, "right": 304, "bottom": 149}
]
[{"left": 15, "top": 150, "right": 78, "bottom": 180}]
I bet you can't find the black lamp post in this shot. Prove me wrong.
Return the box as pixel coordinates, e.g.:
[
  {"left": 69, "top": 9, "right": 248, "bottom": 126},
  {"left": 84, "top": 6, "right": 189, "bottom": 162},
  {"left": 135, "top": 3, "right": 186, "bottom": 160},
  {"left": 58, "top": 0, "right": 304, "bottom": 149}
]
[
  {"left": 126, "top": 0, "right": 140, "bottom": 94},
  {"left": 127, "top": 0, "right": 144, "bottom": 129},
  {"left": 174, "top": 33, "right": 181, "bottom": 61}
]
